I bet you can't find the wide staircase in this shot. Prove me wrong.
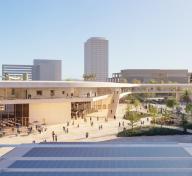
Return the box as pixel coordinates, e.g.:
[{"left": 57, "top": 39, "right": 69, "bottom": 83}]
[{"left": 107, "top": 90, "right": 120, "bottom": 119}]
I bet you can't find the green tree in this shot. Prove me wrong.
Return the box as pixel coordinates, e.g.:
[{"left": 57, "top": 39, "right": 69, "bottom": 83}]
[
  {"left": 166, "top": 98, "right": 178, "bottom": 110},
  {"left": 132, "top": 79, "right": 141, "bottom": 84},
  {"left": 182, "top": 90, "right": 191, "bottom": 105},
  {"left": 148, "top": 105, "right": 158, "bottom": 126},
  {"left": 133, "top": 99, "right": 140, "bottom": 111},
  {"left": 148, "top": 79, "right": 157, "bottom": 84},
  {"left": 180, "top": 113, "right": 188, "bottom": 133},
  {"left": 185, "top": 103, "right": 192, "bottom": 120},
  {"left": 125, "top": 111, "right": 141, "bottom": 131},
  {"left": 83, "top": 74, "right": 96, "bottom": 81},
  {"left": 161, "top": 109, "right": 171, "bottom": 127}
]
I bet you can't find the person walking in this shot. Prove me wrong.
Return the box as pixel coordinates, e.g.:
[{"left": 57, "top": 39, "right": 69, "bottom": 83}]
[
  {"left": 52, "top": 131, "right": 55, "bottom": 141},
  {"left": 86, "top": 132, "right": 89, "bottom": 138},
  {"left": 55, "top": 134, "right": 57, "bottom": 142}
]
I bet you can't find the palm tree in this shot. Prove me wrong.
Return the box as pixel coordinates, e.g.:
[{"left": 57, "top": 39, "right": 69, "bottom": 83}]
[{"left": 83, "top": 74, "right": 96, "bottom": 81}]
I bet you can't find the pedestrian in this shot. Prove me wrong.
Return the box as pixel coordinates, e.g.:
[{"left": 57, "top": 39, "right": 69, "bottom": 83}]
[
  {"left": 55, "top": 134, "right": 57, "bottom": 142},
  {"left": 114, "top": 115, "right": 116, "bottom": 120},
  {"left": 86, "top": 132, "right": 89, "bottom": 138},
  {"left": 52, "top": 131, "right": 55, "bottom": 141},
  {"left": 63, "top": 126, "right": 65, "bottom": 132},
  {"left": 119, "top": 122, "right": 121, "bottom": 127}
]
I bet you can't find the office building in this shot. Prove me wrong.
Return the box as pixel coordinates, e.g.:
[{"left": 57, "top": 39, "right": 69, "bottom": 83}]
[
  {"left": 32, "top": 59, "right": 62, "bottom": 81},
  {"left": 2, "top": 64, "right": 33, "bottom": 80},
  {"left": 84, "top": 37, "right": 108, "bottom": 82},
  {"left": 2, "top": 59, "right": 62, "bottom": 81},
  {"left": 108, "top": 69, "right": 190, "bottom": 83}
]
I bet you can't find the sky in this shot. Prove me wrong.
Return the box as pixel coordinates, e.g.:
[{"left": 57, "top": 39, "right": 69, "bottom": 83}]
[{"left": 0, "top": 0, "right": 192, "bottom": 79}]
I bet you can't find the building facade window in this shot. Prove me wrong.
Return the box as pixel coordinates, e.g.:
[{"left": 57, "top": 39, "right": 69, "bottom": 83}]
[
  {"left": 11, "top": 89, "right": 15, "bottom": 95},
  {"left": 50, "top": 90, "right": 55, "bottom": 96},
  {"left": 36, "top": 90, "right": 42, "bottom": 96}
]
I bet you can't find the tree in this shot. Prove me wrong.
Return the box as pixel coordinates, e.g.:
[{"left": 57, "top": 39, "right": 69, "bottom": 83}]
[
  {"left": 133, "top": 99, "right": 140, "bottom": 111},
  {"left": 126, "top": 104, "right": 132, "bottom": 113},
  {"left": 161, "top": 109, "right": 170, "bottom": 127},
  {"left": 166, "top": 98, "right": 178, "bottom": 110},
  {"left": 148, "top": 105, "right": 158, "bottom": 126},
  {"left": 185, "top": 103, "right": 192, "bottom": 120},
  {"left": 180, "top": 113, "right": 188, "bottom": 133},
  {"left": 182, "top": 90, "right": 191, "bottom": 105},
  {"left": 148, "top": 79, "right": 157, "bottom": 84},
  {"left": 125, "top": 111, "right": 141, "bottom": 131},
  {"left": 83, "top": 74, "right": 96, "bottom": 81},
  {"left": 132, "top": 79, "right": 141, "bottom": 84}
]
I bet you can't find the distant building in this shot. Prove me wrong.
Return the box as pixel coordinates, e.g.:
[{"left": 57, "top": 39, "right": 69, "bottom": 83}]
[
  {"left": 2, "top": 64, "right": 33, "bottom": 80},
  {"left": 84, "top": 37, "right": 108, "bottom": 82},
  {"left": 108, "top": 69, "right": 190, "bottom": 83},
  {"left": 2, "top": 59, "right": 62, "bottom": 81},
  {"left": 32, "top": 59, "right": 62, "bottom": 81}
]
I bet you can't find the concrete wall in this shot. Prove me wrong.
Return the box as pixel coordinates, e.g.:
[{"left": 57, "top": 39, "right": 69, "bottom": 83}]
[
  {"left": 29, "top": 102, "right": 71, "bottom": 125},
  {"left": 27, "top": 88, "right": 73, "bottom": 99}
]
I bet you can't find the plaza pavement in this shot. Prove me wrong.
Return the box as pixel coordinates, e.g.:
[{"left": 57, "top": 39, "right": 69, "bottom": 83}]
[{"left": 0, "top": 104, "right": 152, "bottom": 156}]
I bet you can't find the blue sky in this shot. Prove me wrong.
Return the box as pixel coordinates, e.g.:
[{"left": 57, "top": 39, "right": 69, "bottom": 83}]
[{"left": 0, "top": 0, "right": 192, "bottom": 79}]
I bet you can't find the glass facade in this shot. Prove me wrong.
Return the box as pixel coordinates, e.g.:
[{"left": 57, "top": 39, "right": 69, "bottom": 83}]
[{"left": 0, "top": 104, "right": 29, "bottom": 126}]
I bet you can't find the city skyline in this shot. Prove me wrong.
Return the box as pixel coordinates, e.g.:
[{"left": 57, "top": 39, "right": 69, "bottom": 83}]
[{"left": 0, "top": 0, "right": 192, "bottom": 79}]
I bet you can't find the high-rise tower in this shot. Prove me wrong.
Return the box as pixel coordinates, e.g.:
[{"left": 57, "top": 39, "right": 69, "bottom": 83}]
[{"left": 84, "top": 37, "right": 108, "bottom": 82}]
